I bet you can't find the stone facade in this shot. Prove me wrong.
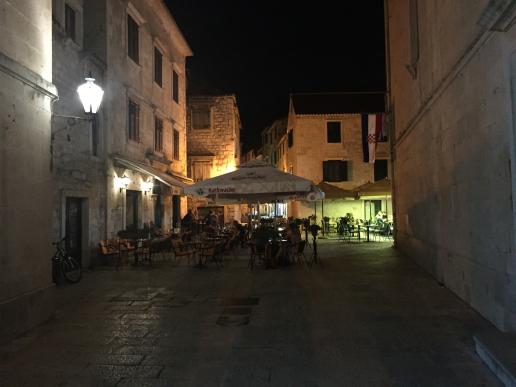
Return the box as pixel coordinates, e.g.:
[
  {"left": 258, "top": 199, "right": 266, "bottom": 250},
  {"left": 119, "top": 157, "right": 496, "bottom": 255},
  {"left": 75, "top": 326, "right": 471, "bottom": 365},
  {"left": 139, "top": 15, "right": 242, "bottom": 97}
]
[
  {"left": 386, "top": 0, "right": 516, "bottom": 331},
  {"left": 261, "top": 117, "right": 287, "bottom": 167},
  {"left": 51, "top": 0, "right": 192, "bottom": 253},
  {"left": 0, "top": 0, "right": 58, "bottom": 342},
  {"left": 280, "top": 93, "right": 391, "bottom": 220},
  {"left": 186, "top": 94, "right": 242, "bottom": 222},
  {"left": 51, "top": 0, "right": 107, "bottom": 268},
  {"left": 102, "top": 0, "right": 192, "bottom": 236}
]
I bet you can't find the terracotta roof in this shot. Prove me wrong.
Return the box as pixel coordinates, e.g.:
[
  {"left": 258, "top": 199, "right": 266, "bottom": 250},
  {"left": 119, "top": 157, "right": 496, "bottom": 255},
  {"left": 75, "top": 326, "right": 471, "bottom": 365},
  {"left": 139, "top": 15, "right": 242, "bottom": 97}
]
[
  {"left": 291, "top": 92, "right": 385, "bottom": 115},
  {"left": 316, "top": 182, "right": 357, "bottom": 200}
]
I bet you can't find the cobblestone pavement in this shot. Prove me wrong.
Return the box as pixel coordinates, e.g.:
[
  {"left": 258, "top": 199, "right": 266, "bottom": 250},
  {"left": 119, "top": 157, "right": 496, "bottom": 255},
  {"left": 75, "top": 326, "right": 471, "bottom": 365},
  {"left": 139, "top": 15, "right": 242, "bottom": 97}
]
[{"left": 0, "top": 240, "right": 501, "bottom": 386}]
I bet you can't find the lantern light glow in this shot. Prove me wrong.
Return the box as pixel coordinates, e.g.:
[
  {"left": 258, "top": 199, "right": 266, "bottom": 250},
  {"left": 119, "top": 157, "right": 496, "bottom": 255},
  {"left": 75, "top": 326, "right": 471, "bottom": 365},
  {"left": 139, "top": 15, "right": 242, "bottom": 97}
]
[{"left": 77, "top": 77, "right": 104, "bottom": 114}]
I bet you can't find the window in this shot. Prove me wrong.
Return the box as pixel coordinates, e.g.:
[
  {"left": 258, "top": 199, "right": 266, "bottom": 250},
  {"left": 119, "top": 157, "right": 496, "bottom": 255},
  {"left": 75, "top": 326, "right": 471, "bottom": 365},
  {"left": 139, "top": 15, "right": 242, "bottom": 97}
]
[
  {"left": 192, "top": 108, "right": 210, "bottom": 129},
  {"left": 127, "top": 14, "right": 139, "bottom": 63},
  {"left": 154, "top": 47, "right": 162, "bottom": 86},
  {"left": 154, "top": 117, "right": 163, "bottom": 152},
  {"left": 327, "top": 122, "right": 341, "bottom": 143},
  {"left": 288, "top": 130, "right": 293, "bottom": 148},
  {"left": 172, "top": 70, "right": 179, "bottom": 103},
  {"left": 91, "top": 115, "right": 99, "bottom": 156},
  {"left": 128, "top": 99, "right": 139, "bottom": 141},
  {"left": 407, "top": 0, "right": 420, "bottom": 78},
  {"left": 374, "top": 160, "right": 388, "bottom": 181},
  {"left": 323, "top": 160, "right": 349, "bottom": 182},
  {"left": 192, "top": 161, "right": 211, "bottom": 182},
  {"left": 173, "top": 129, "right": 179, "bottom": 160},
  {"left": 65, "top": 4, "right": 76, "bottom": 41}
]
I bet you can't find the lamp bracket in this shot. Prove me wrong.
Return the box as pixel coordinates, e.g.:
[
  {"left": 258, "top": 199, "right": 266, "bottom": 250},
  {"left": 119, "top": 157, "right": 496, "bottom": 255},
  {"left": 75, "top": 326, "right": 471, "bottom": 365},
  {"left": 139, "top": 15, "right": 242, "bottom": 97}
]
[{"left": 52, "top": 114, "right": 95, "bottom": 121}]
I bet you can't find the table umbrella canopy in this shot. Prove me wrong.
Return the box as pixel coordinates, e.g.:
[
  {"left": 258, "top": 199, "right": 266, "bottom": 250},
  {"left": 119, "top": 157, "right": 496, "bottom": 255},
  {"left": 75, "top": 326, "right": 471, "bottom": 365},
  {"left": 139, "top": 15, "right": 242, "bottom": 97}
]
[
  {"left": 316, "top": 182, "right": 357, "bottom": 200},
  {"left": 184, "top": 160, "right": 324, "bottom": 203},
  {"left": 353, "top": 178, "right": 392, "bottom": 197}
]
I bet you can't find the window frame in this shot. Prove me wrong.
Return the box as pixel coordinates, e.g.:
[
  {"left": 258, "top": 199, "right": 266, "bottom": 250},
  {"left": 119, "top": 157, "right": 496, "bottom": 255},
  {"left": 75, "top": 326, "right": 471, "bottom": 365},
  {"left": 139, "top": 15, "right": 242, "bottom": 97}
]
[
  {"left": 326, "top": 121, "right": 342, "bottom": 143},
  {"left": 154, "top": 117, "right": 163, "bottom": 152},
  {"left": 191, "top": 108, "right": 211, "bottom": 130},
  {"left": 172, "top": 70, "right": 179, "bottom": 103},
  {"left": 154, "top": 47, "right": 163, "bottom": 87},
  {"left": 64, "top": 3, "right": 76, "bottom": 42},
  {"left": 173, "top": 129, "right": 180, "bottom": 160},
  {"left": 128, "top": 99, "right": 140, "bottom": 142},
  {"left": 323, "top": 160, "right": 349, "bottom": 182},
  {"left": 91, "top": 115, "right": 99, "bottom": 156},
  {"left": 374, "top": 159, "right": 388, "bottom": 181},
  {"left": 127, "top": 14, "right": 139, "bottom": 64}
]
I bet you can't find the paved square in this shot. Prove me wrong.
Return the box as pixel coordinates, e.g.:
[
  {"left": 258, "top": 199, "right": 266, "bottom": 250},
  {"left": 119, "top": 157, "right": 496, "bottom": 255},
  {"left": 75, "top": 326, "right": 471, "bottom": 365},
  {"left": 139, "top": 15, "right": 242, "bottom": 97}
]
[{"left": 0, "top": 241, "right": 501, "bottom": 386}]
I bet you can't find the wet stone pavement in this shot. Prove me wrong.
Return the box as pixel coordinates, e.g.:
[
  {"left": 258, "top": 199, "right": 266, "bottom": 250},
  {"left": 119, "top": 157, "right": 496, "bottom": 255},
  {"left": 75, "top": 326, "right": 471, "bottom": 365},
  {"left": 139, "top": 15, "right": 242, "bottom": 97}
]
[{"left": 0, "top": 240, "right": 502, "bottom": 386}]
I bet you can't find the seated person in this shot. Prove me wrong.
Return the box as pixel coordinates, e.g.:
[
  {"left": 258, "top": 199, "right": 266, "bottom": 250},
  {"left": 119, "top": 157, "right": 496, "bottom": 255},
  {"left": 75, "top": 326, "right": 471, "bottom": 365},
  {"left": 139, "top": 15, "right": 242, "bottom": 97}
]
[
  {"left": 276, "top": 223, "right": 301, "bottom": 264},
  {"left": 181, "top": 209, "right": 194, "bottom": 232},
  {"left": 149, "top": 221, "right": 163, "bottom": 237}
]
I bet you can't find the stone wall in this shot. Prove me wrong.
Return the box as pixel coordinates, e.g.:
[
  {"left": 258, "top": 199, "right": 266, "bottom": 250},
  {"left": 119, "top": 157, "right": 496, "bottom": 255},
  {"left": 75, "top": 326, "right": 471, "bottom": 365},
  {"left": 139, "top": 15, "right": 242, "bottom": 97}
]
[
  {"left": 0, "top": 0, "right": 57, "bottom": 342},
  {"left": 51, "top": 0, "right": 107, "bottom": 268},
  {"left": 387, "top": 0, "right": 516, "bottom": 331},
  {"left": 187, "top": 95, "right": 241, "bottom": 177},
  {"left": 186, "top": 95, "right": 242, "bottom": 222}
]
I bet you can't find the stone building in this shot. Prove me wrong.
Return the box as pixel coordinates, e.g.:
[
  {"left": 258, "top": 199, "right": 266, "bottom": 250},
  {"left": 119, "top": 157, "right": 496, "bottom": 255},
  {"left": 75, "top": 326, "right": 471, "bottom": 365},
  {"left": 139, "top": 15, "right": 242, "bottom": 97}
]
[
  {"left": 51, "top": 0, "right": 192, "bottom": 266},
  {"left": 186, "top": 94, "right": 242, "bottom": 222},
  {"left": 386, "top": 0, "right": 516, "bottom": 332},
  {"left": 0, "top": 0, "right": 58, "bottom": 341},
  {"left": 280, "top": 93, "right": 390, "bottom": 220},
  {"left": 51, "top": 0, "right": 108, "bottom": 268},
  {"left": 260, "top": 117, "right": 287, "bottom": 167}
]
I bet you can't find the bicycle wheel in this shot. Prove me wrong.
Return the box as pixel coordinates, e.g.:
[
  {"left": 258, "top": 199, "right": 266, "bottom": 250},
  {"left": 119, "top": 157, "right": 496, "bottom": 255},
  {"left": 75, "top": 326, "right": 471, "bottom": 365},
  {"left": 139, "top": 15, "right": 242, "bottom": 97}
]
[{"left": 61, "top": 256, "right": 82, "bottom": 283}]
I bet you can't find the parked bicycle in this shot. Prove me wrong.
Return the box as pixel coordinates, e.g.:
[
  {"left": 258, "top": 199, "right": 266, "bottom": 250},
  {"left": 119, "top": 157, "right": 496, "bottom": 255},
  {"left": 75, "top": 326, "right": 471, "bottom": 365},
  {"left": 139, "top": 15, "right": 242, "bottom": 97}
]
[{"left": 52, "top": 237, "right": 82, "bottom": 284}]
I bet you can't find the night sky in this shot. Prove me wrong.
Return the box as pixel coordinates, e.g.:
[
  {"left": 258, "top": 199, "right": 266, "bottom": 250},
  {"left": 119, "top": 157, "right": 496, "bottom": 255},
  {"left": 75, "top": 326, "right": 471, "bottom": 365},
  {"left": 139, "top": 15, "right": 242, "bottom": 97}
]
[{"left": 166, "top": 1, "right": 386, "bottom": 151}]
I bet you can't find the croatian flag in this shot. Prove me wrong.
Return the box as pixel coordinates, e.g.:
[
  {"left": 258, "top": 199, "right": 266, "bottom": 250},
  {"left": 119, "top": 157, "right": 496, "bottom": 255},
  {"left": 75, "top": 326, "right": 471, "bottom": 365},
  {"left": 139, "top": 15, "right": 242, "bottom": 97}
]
[{"left": 362, "top": 114, "right": 383, "bottom": 163}]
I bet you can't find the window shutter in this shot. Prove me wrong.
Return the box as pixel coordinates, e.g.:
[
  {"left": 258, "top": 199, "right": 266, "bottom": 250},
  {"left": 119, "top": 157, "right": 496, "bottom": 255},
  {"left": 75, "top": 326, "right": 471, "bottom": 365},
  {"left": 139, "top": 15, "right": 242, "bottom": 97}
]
[{"left": 323, "top": 161, "right": 329, "bottom": 181}]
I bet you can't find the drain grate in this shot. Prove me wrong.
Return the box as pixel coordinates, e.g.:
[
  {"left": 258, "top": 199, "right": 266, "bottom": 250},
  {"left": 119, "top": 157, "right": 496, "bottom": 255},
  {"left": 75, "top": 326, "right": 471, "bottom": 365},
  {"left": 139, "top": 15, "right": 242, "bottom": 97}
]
[
  {"left": 217, "top": 315, "right": 250, "bottom": 326},
  {"left": 217, "top": 297, "right": 260, "bottom": 326},
  {"left": 220, "top": 297, "right": 260, "bottom": 306},
  {"left": 222, "top": 307, "right": 253, "bottom": 315}
]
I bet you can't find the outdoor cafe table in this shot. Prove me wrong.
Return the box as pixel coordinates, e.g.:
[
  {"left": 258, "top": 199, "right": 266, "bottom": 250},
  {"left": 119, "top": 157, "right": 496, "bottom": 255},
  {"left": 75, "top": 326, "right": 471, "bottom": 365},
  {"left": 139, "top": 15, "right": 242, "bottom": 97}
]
[{"left": 266, "top": 239, "right": 290, "bottom": 268}]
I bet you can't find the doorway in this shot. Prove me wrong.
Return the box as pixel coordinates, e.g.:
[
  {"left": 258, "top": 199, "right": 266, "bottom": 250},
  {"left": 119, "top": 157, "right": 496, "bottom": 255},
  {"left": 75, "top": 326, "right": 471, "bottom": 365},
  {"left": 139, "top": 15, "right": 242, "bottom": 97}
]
[
  {"left": 154, "top": 195, "right": 163, "bottom": 228},
  {"left": 126, "top": 190, "right": 140, "bottom": 230},
  {"left": 66, "top": 197, "right": 83, "bottom": 265},
  {"left": 172, "top": 195, "right": 181, "bottom": 228}
]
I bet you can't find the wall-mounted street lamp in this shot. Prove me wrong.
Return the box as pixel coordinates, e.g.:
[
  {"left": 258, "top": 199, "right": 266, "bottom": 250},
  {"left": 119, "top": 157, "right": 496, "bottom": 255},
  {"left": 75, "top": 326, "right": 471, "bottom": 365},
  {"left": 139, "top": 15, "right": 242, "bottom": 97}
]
[
  {"left": 50, "top": 75, "right": 104, "bottom": 170},
  {"left": 53, "top": 74, "right": 104, "bottom": 120},
  {"left": 141, "top": 180, "right": 154, "bottom": 195},
  {"left": 77, "top": 77, "right": 104, "bottom": 114},
  {"left": 120, "top": 174, "right": 131, "bottom": 193}
]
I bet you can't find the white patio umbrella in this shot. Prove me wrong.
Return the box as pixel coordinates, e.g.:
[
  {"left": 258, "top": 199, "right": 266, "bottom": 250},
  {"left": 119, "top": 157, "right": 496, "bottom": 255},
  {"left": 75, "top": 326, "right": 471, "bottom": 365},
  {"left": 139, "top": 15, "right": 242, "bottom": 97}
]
[{"left": 184, "top": 159, "right": 324, "bottom": 203}]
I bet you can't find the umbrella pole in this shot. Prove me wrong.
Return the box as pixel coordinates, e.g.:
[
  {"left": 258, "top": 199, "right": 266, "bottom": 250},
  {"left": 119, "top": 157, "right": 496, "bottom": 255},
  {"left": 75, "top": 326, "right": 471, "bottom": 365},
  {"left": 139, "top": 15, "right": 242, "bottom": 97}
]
[
  {"left": 385, "top": 195, "right": 388, "bottom": 219},
  {"left": 321, "top": 200, "right": 325, "bottom": 238}
]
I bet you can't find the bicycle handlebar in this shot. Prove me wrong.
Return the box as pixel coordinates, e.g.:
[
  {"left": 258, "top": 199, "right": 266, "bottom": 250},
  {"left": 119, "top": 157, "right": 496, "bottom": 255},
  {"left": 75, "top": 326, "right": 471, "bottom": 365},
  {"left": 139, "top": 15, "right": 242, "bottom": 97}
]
[{"left": 52, "top": 236, "right": 67, "bottom": 246}]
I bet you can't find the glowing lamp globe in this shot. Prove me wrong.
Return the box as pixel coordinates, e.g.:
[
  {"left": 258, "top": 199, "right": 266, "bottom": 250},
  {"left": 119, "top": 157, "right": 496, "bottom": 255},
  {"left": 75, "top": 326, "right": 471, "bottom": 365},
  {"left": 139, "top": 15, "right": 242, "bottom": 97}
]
[{"left": 77, "top": 77, "right": 104, "bottom": 114}]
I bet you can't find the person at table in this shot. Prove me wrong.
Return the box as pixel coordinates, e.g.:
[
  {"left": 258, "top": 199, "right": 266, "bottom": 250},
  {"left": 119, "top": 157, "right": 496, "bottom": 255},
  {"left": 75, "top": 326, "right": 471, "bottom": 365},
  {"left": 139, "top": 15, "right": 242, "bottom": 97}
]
[
  {"left": 275, "top": 223, "right": 301, "bottom": 264},
  {"left": 232, "top": 219, "right": 246, "bottom": 244},
  {"left": 181, "top": 209, "right": 194, "bottom": 232}
]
